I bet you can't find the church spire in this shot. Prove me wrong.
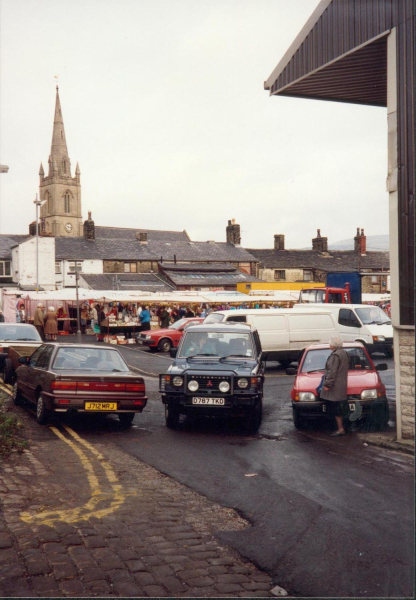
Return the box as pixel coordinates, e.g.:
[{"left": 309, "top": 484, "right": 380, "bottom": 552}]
[{"left": 49, "top": 86, "right": 71, "bottom": 177}]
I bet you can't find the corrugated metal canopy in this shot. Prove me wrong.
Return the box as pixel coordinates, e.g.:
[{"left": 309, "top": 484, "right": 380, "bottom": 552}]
[{"left": 272, "top": 35, "right": 387, "bottom": 107}]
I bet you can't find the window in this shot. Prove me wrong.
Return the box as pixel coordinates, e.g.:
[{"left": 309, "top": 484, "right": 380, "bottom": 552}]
[
  {"left": 303, "top": 270, "right": 313, "bottom": 281},
  {"left": 55, "top": 261, "right": 62, "bottom": 274},
  {"left": 0, "top": 261, "right": 11, "bottom": 277},
  {"left": 123, "top": 262, "right": 137, "bottom": 273},
  {"left": 274, "top": 270, "right": 285, "bottom": 281},
  {"left": 36, "top": 346, "right": 54, "bottom": 370},
  {"left": 68, "top": 261, "right": 83, "bottom": 273},
  {"left": 64, "top": 192, "right": 71, "bottom": 213},
  {"left": 339, "top": 309, "right": 361, "bottom": 328},
  {"left": 371, "top": 276, "right": 379, "bottom": 283}
]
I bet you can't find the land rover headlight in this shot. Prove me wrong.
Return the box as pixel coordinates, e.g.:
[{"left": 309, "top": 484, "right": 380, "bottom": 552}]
[
  {"left": 298, "top": 392, "right": 316, "bottom": 402},
  {"left": 172, "top": 376, "right": 183, "bottom": 387},
  {"left": 237, "top": 378, "right": 249, "bottom": 389},
  {"left": 361, "top": 389, "right": 377, "bottom": 399},
  {"left": 188, "top": 380, "right": 199, "bottom": 392},
  {"left": 219, "top": 381, "right": 230, "bottom": 393}
]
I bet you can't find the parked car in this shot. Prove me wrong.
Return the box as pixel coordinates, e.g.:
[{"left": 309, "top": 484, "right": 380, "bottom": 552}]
[
  {"left": 0, "top": 323, "right": 42, "bottom": 383},
  {"left": 136, "top": 317, "right": 204, "bottom": 352},
  {"left": 287, "top": 342, "right": 389, "bottom": 430},
  {"left": 204, "top": 308, "right": 338, "bottom": 368},
  {"left": 13, "top": 343, "right": 147, "bottom": 425},
  {"left": 159, "top": 323, "right": 264, "bottom": 432}
]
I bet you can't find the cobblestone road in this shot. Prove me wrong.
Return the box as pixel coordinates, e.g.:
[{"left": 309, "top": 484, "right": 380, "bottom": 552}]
[{"left": 0, "top": 387, "right": 272, "bottom": 598}]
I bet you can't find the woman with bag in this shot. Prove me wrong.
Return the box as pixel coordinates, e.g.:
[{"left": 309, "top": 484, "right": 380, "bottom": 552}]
[
  {"left": 320, "top": 337, "right": 349, "bottom": 437},
  {"left": 44, "top": 306, "right": 58, "bottom": 341}
]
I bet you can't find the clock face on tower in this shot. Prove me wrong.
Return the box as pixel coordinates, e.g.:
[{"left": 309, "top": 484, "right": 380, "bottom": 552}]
[{"left": 65, "top": 223, "right": 73, "bottom": 233}]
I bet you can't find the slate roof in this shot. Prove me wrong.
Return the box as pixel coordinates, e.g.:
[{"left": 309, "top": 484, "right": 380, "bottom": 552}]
[
  {"left": 159, "top": 262, "right": 263, "bottom": 287},
  {"left": 95, "top": 227, "right": 190, "bottom": 242},
  {"left": 248, "top": 249, "right": 390, "bottom": 272},
  {"left": 0, "top": 235, "right": 30, "bottom": 259},
  {"left": 80, "top": 273, "right": 174, "bottom": 292},
  {"left": 55, "top": 236, "right": 258, "bottom": 263}
]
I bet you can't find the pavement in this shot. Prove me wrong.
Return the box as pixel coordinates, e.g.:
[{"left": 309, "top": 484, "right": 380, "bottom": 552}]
[{"left": 0, "top": 386, "right": 273, "bottom": 598}]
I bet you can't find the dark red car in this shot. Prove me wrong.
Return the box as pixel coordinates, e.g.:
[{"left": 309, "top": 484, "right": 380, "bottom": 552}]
[
  {"left": 136, "top": 318, "right": 204, "bottom": 352},
  {"left": 288, "top": 342, "right": 389, "bottom": 430},
  {"left": 13, "top": 344, "right": 147, "bottom": 425}
]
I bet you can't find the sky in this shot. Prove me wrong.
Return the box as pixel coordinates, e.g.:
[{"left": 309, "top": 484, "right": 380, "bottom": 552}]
[{"left": 0, "top": 0, "right": 389, "bottom": 249}]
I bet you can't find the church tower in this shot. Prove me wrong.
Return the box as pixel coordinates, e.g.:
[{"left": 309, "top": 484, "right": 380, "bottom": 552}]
[{"left": 39, "top": 87, "right": 82, "bottom": 236}]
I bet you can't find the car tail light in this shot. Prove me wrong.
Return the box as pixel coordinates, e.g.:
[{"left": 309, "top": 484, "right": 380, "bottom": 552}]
[
  {"left": 58, "top": 399, "right": 70, "bottom": 405},
  {"left": 133, "top": 400, "right": 145, "bottom": 406},
  {"left": 51, "top": 381, "right": 77, "bottom": 390},
  {"left": 126, "top": 383, "right": 145, "bottom": 393}
]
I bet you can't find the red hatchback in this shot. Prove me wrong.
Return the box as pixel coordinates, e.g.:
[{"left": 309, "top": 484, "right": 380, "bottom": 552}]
[
  {"left": 136, "top": 318, "right": 204, "bottom": 353},
  {"left": 288, "top": 342, "right": 389, "bottom": 430}
]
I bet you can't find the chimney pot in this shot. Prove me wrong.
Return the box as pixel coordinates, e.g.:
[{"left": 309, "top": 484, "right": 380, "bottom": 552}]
[{"left": 312, "top": 230, "right": 328, "bottom": 252}]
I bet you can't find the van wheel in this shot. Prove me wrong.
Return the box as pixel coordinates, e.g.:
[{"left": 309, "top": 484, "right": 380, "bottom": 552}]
[
  {"left": 242, "top": 399, "right": 263, "bottom": 434},
  {"left": 279, "top": 359, "right": 292, "bottom": 369},
  {"left": 165, "top": 403, "right": 180, "bottom": 429},
  {"left": 36, "top": 392, "right": 50, "bottom": 425},
  {"left": 3, "top": 359, "right": 13, "bottom": 385},
  {"left": 158, "top": 338, "right": 172, "bottom": 353},
  {"left": 292, "top": 407, "right": 305, "bottom": 430}
]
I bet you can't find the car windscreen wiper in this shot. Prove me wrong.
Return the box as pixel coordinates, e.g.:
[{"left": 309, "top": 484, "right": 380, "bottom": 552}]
[
  {"left": 16, "top": 338, "right": 39, "bottom": 341},
  {"left": 187, "top": 353, "right": 219, "bottom": 358}
]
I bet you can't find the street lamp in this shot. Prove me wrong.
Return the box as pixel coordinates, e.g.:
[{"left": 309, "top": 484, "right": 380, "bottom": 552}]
[
  {"left": 75, "top": 263, "right": 82, "bottom": 343},
  {"left": 33, "top": 194, "right": 46, "bottom": 291}
]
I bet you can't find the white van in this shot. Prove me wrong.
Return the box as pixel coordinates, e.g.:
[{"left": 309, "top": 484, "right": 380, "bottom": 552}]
[
  {"left": 204, "top": 309, "right": 337, "bottom": 367},
  {"left": 292, "top": 303, "right": 393, "bottom": 357}
]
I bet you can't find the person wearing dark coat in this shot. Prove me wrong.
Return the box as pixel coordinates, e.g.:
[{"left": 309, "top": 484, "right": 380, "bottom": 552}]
[
  {"left": 320, "top": 337, "right": 349, "bottom": 436},
  {"left": 160, "top": 308, "right": 170, "bottom": 329}
]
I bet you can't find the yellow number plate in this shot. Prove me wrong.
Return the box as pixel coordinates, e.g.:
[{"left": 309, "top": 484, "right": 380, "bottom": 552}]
[{"left": 85, "top": 402, "right": 117, "bottom": 411}]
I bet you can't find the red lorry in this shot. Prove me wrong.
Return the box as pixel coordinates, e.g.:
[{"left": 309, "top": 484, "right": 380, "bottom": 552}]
[{"left": 299, "top": 283, "right": 351, "bottom": 304}]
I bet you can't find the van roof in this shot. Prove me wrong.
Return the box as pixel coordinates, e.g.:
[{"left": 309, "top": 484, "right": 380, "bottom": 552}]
[
  {"left": 293, "top": 304, "right": 383, "bottom": 309},
  {"left": 183, "top": 323, "right": 257, "bottom": 334},
  {"left": 208, "top": 308, "right": 332, "bottom": 315}
]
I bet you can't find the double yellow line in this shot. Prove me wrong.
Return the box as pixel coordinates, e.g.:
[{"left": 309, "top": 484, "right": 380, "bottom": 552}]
[
  {"left": 20, "top": 425, "right": 129, "bottom": 527},
  {"left": 0, "top": 381, "right": 131, "bottom": 526}
]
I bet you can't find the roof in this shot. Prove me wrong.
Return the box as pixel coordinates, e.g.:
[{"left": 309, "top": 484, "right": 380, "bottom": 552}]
[
  {"left": 0, "top": 235, "right": 30, "bottom": 259},
  {"left": 247, "top": 249, "right": 389, "bottom": 272},
  {"left": 158, "top": 262, "right": 262, "bottom": 287},
  {"left": 264, "top": 0, "right": 412, "bottom": 107},
  {"left": 55, "top": 235, "right": 258, "bottom": 263},
  {"left": 183, "top": 323, "right": 254, "bottom": 334},
  {"left": 95, "top": 226, "right": 190, "bottom": 242},
  {"left": 79, "top": 273, "right": 174, "bottom": 292}
]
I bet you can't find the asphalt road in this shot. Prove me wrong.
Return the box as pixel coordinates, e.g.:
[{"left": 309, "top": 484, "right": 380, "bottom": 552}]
[{"left": 64, "top": 343, "right": 414, "bottom": 598}]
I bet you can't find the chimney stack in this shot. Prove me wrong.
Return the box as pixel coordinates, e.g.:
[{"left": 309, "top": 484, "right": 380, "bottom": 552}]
[
  {"left": 312, "top": 229, "right": 328, "bottom": 252},
  {"left": 226, "top": 219, "right": 241, "bottom": 246},
  {"left": 354, "top": 227, "right": 366, "bottom": 255},
  {"left": 274, "top": 234, "right": 285, "bottom": 250},
  {"left": 83, "top": 211, "right": 95, "bottom": 240},
  {"left": 136, "top": 231, "right": 148, "bottom": 243}
]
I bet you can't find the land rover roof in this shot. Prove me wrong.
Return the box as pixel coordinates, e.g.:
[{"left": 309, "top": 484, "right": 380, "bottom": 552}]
[{"left": 182, "top": 323, "right": 255, "bottom": 335}]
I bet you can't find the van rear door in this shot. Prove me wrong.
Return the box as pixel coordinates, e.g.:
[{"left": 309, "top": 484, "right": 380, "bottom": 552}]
[
  {"left": 288, "top": 313, "right": 335, "bottom": 350},
  {"left": 250, "top": 314, "right": 289, "bottom": 352}
]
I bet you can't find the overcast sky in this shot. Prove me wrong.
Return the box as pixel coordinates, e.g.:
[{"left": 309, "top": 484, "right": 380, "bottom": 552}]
[{"left": 0, "top": 0, "right": 389, "bottom": 249}]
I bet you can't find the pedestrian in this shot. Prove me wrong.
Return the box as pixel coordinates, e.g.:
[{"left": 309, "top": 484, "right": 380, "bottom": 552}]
[
  {"left": 0, "top": 310, "right": 4, "bottom": 323},
  {"left": 160, "top": 306, "right": 170, "bottom": 329},
  {"left": 320, "top": 336, "right": 349, "bottom": 436},
  {"left": 139, "top": 305, "right": 151, "bottom": 332},
  {"left": 56, "top": 304, "right": 67, "bottom": 332},
  {"left": 90, "top": 304, "right": 98, "bottom": 330},
  {"left": 44, "top": 306, "right": 58, "bottom": 341},
  {"left": 185, "top": 306, "right": 195, "bottom": 318},
  {"left": 34, "top": 303, "right": 45, "bottom": 339}
]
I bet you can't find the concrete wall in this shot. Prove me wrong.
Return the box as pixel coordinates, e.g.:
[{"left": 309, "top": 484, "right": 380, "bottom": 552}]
[
  {"left": 387, "top": 29, "right": 414, "bottom": 440},
  {"left": 13, "top": 237, "right": 56, "bottom": 290}
]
